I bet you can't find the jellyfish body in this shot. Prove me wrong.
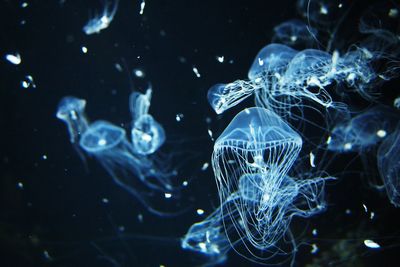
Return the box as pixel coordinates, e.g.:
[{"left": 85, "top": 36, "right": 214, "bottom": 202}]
[
  {"left": 327, "top": 106, "right": 398, "bottom": 153},
  {"left": 272, "top": 19, "right": 317, "bottom": 48},
  {"left": 378, "top": 124, "right": 400, "bottom": 207},
  {"left": 212, "top": 107, "right": 327, "bottom": 264},
  {"left": 83, "top": 0, "right": 119, "bottom": 35}
]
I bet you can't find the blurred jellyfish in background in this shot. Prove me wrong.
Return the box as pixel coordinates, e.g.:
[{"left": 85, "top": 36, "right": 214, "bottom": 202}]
[
  {"left": 211, "top": 107, "right": 329, "bottom": 265},
  {"left": 129, "top": 87, "right": 166, "bottom": 155},
  {"left": 272, "top": 19, "right": 318, "bottom": 49},
  {"left": 56, "top": 89, "right": 185, "bottom": 216},
  {"left": 327, "top": 106, "right": 399, "bottom": 153},
  {"left": 378, "top": 123, "right": 400, "bottom": 207},
  {"left": 83, "top": 0, "right": 119, "bottom": 35}
]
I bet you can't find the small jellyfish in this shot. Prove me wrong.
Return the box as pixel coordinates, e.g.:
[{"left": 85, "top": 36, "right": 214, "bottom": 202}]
[
  {"left": 327, "top": 106, "right": 398, "bottom": 153},
  {"left": 377, "top": 123, "right": 400, "bottom": 207},
  {"left": 129, "top": 87, "right": 152, "bottom": 122},
  {"left": 132, "top": 114, "right": 166, "bottom": 155},
  {"left": 272, "top": 19, "right": 318, "bottom": 48},
  {"left": 83, "top": 0, "right": 119, "bottom": 35},
  {"left": 56, "top": 96, "right": 89, "bottom": 144}
]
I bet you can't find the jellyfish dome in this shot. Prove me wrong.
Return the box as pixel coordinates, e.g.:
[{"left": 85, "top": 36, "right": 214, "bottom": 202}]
[{"left": 132, "top": 114, "right": 166, "bottom": 155}]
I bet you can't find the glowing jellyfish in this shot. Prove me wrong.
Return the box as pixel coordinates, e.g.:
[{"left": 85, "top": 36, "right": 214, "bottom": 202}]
[
  {"left": 377, "top": 123, "right": 400, "bottom": 207},
  {"left": 327, "top": 106, "right": 398, "bottom": 153},
  {"left": 83, "top": 0, "right": 119, "bottom": 35},
  {"left": 272, "top": 19, "right": 317, "bottom": 48},
  {"left": 56, "top": 96, "right": 89, "bottom": 144},
  {"left": 79, "top": 120, "right": 179, "bottom": 216},
  {"left": 212, "top": 107, "right": 327, "bottom": 264},
  {"left": 129, "top": 88, "right": 166, "bottom": 155},
  {"left": 181, "top": 202, "right": 233, "bottom": 265}
]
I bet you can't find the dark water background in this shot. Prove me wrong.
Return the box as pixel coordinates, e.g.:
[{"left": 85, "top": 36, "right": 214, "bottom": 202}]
[{"left": 1, "top": 0, "right": 400, "bottom": 266}]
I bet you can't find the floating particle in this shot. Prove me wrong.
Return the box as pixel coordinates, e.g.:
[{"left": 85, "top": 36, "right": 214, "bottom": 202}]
[
  {"left": 376, "top": 129, "right": 387, "bottom": 138},
  {"left": 21, "top": 75, "right": 36, "bottom": 89},
  {"left": 182, "top": 180, "right": 188, "bottom": 186},
  {"left": 207, "top": 129, "right": 214, "bottom": 140},
  {"left": 118, "top": 225, "right": 125, "bottom": 232},
  {"left": 42, "top": 154, "right": 48, "bottom": 160},
  {"left": 201, "top": 162, "right": 209, "bottom": 171},
  {"left": 138, "top": 213, "right": 143, "bottom": 222},
  {"left": 43, "top": 250, "right": 52, "bottom": 261},
  {"left": 133, "top": 68, "right": 145, "bottom": 78},
  {"left": 216, "top": 56, "right": 224, "bottom": 63},
  {"left": 192, "top": 66, "right": 201, "bottom": 78},
  {"left": 114, "top": 63, "right": 123, "bottom": 72},
  {"left": 175, "top": 113, "right": 184, "bottom": 122},
  {"left": 81, "top": 46, "right": 88, "bottom": 53},
  {"left": 5, "top": 53, "right": 22, "bottom": 65},
  {"left": 164, "top": 193, "right": 172, "bottom": 199},
  {"left": 310, "top": 244, "right": 319, "bottom": 254},
  {"left": 312, "top": 229, "right": 318, "bottom": 236},
  {"left": 362, "top": 203, "right": 368, "bottom": 213},
  {"left": 309, "top": 152, "right": 316, "bottom": 167},
  {"left": 345, "top": 209, "right": 351, "bottom": 215},
  {"left": 101, "top": 198, "right": 109, "bottom": 204},
  {"left": 196, "top": 209, "right": 205, "bottom": 215},
  {"left": 139, "top": 0, "right": 145, "bottom": 15},
  {"left": 370, "top": 212, "right": 375, "bottom": 220},
  {"left": 388, "top": 8, "right": 398, "bottom": 18},
  {"left": 364, "top": 239, "right": 380, "bottom": 249},
  {"left": 320, "top": 5, "right": 328, "bottom": 15},
  {"left": 17, "top": 182, "right": 24, "bottom": 189}
]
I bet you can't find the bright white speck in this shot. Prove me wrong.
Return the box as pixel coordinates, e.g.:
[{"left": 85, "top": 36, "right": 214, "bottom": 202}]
[
  {"left": 102, "top": 198, "right": 109, "bottom": 203},
  {"left": 139, "top": 0, "right": 145, "bottom": 15},
  {"left": 216, "top": 56, "right": 224, "bottom": 63},
  {"left": 326, "top": 136, "right": 332, "bottom": 145},
  {"left": 344, "top": 142, "right": 352, "bottom": 150},
  {"left": 388, "top": 8, "right": 398, "bottom": 18},
  {"left": 176, "top": 113, "right": 184, "bottom": 122},
  {"left": 244, "top": 108, "right": 250, "bottom": 114},
  {"left": 182, "top": 180, "right": 188, "bottom": 186},
  {"left": 338, "top": 3, "right": 343, "bottom": 8},
  {"left": 364, "top": 239, "right": 380, "bottom": 249},
  {"left": 207, "top": 129, "right": 214, "bottom": 140},
  {"left": 21, "top": 75, "right": 36, "bottom": 89},
  {"left": 309, "top": 152, "right": 316, "bottom": 168},
  {"left": 98, "top": 138, "right": 107, "bottom": 146},
  {"left": 21, "top": 2, "right": 28, "bottom": 8},
  {"left": 81, "top": 46, "right": 88, "bottom": 53},
  {"left": 345, "top": 209, "right": 351, "bottom": 215},
  {"left": 290, "top": 35, "right": 297, "bottom": 42},
  {"left": 197, "top": 209, "right": 205, "bottom": 215},
  {"left": 312, "top": 229, "right": 318, "bottom": 236},
  {"left": 201, "top": 162, "right": 209, "bottom": 171},
  {"left": 164, "top": 193, "right": 172, "bottom": 199},
  {"left": 43, "top": 250, "right": 52, "bottom": 261},
  {"left": 320, "top": 6, "right": 328, "bottom": 15},
  {"left": 42, "top": 154, "right": 48, "bottom": 160},
  {"left": 258, "top": 58, "right": 264, "bottom": 66},
  {"left": 370, "top": 212, "right": 375, "bottom": 220},
  {"left": 377, "top": 129, "right": 387, "bottom": 138},
  {"left": 133, "top": 68, "right": 145, "bottom": 78},
  {"left": 17, "top": 182, "right": 24, "bottom": 189},
  {"left": 192, "top": 66, "right": 201, "bottom": 78},
  {"left": 311, "top": 244, "right": 319, "bottom": 254},
  {"left": 5, "top": 53, "right": 22, "bottom": 65},
  {"left": 362, "top": 203, "right": 368, "bottom": 213}
]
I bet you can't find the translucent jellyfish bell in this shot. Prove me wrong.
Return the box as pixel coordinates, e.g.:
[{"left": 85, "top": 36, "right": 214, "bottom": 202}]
[
  {"left": 79, "top": 120, "right": 176, "bottom": 216},
  {"left": 377, "top": 123, "right": 400, "bottom": 207},
  {"left": 129, "top": 87, "right": 152, "bottom": 122},
  {"left": 56, "top": 96, "right": 89, "bottom": 144},
  {"left": 132, "top": 114, "right": 166, "bottom": 155},
  {"left": 272, "top": 19, "right": 318, "bottom": 48},
  {"left": 248, "top": 43, "right": 298, "bottom": 81}
]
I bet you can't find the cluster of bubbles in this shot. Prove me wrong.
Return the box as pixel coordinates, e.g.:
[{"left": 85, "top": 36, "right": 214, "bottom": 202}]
[{"left": 56, "top": 0, "right": 400, "bottom": 266}]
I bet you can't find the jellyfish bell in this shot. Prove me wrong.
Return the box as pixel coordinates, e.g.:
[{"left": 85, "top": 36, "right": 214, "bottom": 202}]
[{"left": 131, "top": 114, "right": 166, "bottom": 155}]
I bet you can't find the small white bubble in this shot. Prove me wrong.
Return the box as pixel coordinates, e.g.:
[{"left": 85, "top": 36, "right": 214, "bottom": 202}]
[
  {"left": 5, "top": 53, "right": 22, "bottom": 65},
  {"left": 102, "top": 198, "right": 109, "bottom": 204},
  {"left": 164, "top": 193, "right": 172, "bottom": 199},
  {"left": 21, "top": 2, "right": 28, "bottom": 8},
  {"left": 17, "top": 182, "right": 24, "bottom": 189},
  {"left": 81, "top": 46, "right": 88, "bottom": 53},
  {"left": 42, "top": 154, "right": 48, "bottom": 160},
  {"left": 133, "top": 68, "right": 145, "bottom": 78},
  {"left": 216, "top": 56, "right": 224, "bottom": 63},
  {"left": 182, "top": 180, "right": 188, "bottom": 186},
  {"left": 312, "top": 229, "right": 318, "bottom": 236},
  {"left": 364, "top": 239, "right": 380, "bottom": 249},
  {"left": 201, "top": 162, "right": 209, "bottom": 171},
  {"left": 196, "top": 209, "right": 205, "bottom": 215},
  {"left": 376, "top": 129, "right": 387, "bottom": 138}
]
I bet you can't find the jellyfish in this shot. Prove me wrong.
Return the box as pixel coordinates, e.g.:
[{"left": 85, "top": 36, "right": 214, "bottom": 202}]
[
  {"left": 83, "top": 0, "right": 119, "bottom": 35},
  {"left": 56, "top": 96, "right": 90, "bottom": 166},
  {"left": 327, "top": 106, "right": 399, "bottom": 153},
  {"left": 129, "top": 88, "right": 166, "bottom": 155},
  {"left": 212, "top": 107, "right": 328, "bottom": 264},
  {"left": 79, "top": 120, "right": 180, "bottom": 216},
  {"left": 377, "top": 123, "right": 400, "bottom": 207},
  {"left": 272, "top": 19, "right": 318, "bottom": 48}
]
